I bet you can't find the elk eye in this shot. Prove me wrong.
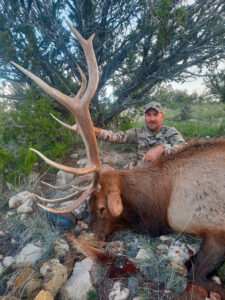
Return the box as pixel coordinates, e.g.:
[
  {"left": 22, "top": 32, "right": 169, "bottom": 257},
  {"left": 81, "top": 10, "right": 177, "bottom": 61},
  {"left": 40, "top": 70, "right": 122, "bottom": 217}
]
[{"left": 99, "top": 207, "right": 105, "bottom": 214}]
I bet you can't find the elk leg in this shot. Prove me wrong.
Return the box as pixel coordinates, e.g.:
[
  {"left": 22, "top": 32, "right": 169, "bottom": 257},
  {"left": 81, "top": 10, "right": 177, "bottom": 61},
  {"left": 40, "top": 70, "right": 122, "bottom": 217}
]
[{"left": 189, "top": 232, "right": 225, "bottom": 299}]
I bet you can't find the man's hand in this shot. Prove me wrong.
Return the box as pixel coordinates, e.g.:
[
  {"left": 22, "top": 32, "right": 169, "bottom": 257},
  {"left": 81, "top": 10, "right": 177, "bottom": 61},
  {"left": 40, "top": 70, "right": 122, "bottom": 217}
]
[
  {"left": 73, "top": 124, "right": 100, "bottom": 137},
  {"left": 142, "top": 145, "right": 165, "bottom": 163}
]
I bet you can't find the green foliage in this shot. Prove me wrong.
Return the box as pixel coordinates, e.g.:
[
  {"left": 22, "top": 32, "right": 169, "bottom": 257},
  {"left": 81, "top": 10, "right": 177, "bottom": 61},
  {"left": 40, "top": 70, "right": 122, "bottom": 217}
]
[
  {"left": 87, "top": 290, "right": 98, "bottom": 300},
  {"left": 0, "top": 87, "right": 76, "bottom": 186},
  {"left": 204, "top": 69, "right": 225, "bottom": 103},
  {"left": 152, "top": 84, "right": 199, "bottom": 109},
  {"left": 0, "top": 147, "right": 14, "bottom": 178},
  {"left": 179, "top": 103, "right": 192, "bottom": 121}
]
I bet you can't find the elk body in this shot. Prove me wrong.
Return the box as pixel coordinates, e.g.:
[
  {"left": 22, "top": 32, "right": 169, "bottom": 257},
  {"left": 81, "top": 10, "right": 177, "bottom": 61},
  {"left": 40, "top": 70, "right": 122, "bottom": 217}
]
[
  {"left": 11, "top": 22, "right": 225, "bottom": 298},
  {"left": 89, "top": 139, "right": 225, "bottom": 240}
]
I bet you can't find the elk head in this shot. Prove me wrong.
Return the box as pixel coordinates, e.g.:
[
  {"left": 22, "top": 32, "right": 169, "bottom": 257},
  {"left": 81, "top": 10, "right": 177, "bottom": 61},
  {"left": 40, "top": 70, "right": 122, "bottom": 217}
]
[
  {"left": 88, "top": 171, "right": 127, "bottom": 236},
  {"left": 11, "top": 21, "right": 124, "bottom": 232}
]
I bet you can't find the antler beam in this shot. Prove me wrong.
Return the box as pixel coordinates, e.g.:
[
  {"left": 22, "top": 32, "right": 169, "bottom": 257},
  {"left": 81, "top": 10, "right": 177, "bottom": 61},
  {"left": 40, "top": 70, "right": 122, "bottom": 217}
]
[{"left": 11, "top": 20, "right": 101, "bottom": 214}]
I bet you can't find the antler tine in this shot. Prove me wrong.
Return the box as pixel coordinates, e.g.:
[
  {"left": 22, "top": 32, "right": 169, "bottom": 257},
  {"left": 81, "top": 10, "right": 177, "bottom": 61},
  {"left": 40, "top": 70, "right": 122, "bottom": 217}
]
[
  {"left": 30, "top": 148, "right": 96, "bottom": 175},
  {"left": 36, "top": 191, "right": 80, "bottom": 203},
  {"left": 37, "top": 184, "right": 93, "bottom": 214},
  {"left": 66, "top": 20, "right": 98, "bottom": 106},
  {"left": 74, "top": 63, "right": 87, "bottom": 101},
  {"left": 50, "top": 113, "right": 76, "bottom": 131},
  {"left": 10, "top": 61, "right": 77, "bottom": 113}
]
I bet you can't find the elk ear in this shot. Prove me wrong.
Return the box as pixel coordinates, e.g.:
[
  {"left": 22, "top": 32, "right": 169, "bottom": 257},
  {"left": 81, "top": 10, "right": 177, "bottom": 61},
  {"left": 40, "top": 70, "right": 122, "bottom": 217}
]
[{"left": 107, "top": 187, "right": 123, "bottom": 217}]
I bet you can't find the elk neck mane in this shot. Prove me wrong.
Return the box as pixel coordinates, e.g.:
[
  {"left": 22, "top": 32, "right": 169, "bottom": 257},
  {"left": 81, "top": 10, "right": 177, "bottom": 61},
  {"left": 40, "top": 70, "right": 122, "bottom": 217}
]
[{"left": 160, "top": 137, "right": 225, "bottom": 164}]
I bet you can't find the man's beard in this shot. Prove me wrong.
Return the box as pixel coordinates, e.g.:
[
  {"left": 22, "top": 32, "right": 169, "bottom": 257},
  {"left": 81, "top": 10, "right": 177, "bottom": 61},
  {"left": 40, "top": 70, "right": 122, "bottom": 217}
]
[{"left": 147, "top": 123, "right": 157, "bottom": 133}]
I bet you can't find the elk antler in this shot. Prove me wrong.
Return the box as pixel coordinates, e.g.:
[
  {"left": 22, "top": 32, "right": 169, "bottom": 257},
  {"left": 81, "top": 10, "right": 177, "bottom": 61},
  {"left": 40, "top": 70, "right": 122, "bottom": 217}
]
[{"left": 11, "top": 20, "right": 101, "bottom": 215}]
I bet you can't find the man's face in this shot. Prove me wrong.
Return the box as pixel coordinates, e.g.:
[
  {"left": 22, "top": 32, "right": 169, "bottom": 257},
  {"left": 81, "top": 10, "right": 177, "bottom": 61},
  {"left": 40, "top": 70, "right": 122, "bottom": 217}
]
[{"left": 144, "top": 109, "right": 165, "bottom": 133}]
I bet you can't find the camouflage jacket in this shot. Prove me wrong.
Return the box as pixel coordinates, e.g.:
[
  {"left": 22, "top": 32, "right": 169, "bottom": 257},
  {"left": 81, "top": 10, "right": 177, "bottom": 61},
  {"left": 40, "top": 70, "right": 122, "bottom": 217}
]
[{"left": 98, "top": 125, "right": 185, "bottom": 161}]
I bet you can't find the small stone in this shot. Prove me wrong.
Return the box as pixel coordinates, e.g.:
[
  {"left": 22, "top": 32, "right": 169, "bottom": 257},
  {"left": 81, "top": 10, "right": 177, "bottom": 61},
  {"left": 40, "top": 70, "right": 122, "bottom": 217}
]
[
  {"left": 77, "top": 158, "right": 87, "bottom": 167},
  {"left": 15, "top": 244, "right": 42, "bottom": 264},
  {"left": 0, "top": 262, "right": 3, "bottom": 273},
  {"left": 20, "top": 214, "right": 28, "bottom": 221},
  {"left": 212, "top": 276, "right": 222, "bottom": 285},
  {"left": 109, "top": 281, "right": 130, "bottom": 300},
  {"left": 157, "top": 244, "right": 168, "bottom": 252},
  {"left": 135, "top": 249, "right": 152, "bottom": 260},
  {"left": 6, "top": 211, "right": 16, "bottom": 217},
  {"left": 59, "top": 258, "right": 94, "bottom": 300},
  {"left": 17, "top": 199, "right": 33, "bottom": 214},
  {"left": 159, "top": 235, "right": 175, "bottom": 242},
  {"left": 40, "top": 259, "right": 68, "bottom": 298},
  {"left": 53, "top": 239, "right": 70, "bottom": 258},
  {"left": 9, "top": 191, "right": 36, "bottom": 209},
  {"left": 35, "top": 241, "right": 41, "bottom": 247},
  {"left": 34, "top": 290, "right": 54, "bottom": 300},
  {"left": 71, "top": 153, "right": 79, "bottom": 159},
  {"left": 2, "top": 256, "right": 14, "bottom": 267}
]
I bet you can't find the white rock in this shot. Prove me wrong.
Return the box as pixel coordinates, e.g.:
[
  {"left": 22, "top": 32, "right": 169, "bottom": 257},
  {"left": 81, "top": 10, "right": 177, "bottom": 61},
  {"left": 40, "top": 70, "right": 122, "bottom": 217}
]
[
  {"left": 157, "top": 244, "right": 169, "bottom": 252},
  {"left": 15, "top": 243, "right": 42, "bottom": 264},
  {"left": 71, "top": 153, "right": 79, "bottom": 159},
  {"left": 56, "top": 170, "right": 74, "bottom": 186},
  {"left": 20, "top": 214, "right": 28, "bottom": 221},
  {"left": 17, "top": 199, "right": 33, "bottom": 214},
  {"left": 109, "top": 281, "right": 130, "bottom": 300},
  {"left": 53, "top": 239, "right": 70, "bottom": 257},
  {"left": 59, "top": 258, "right": 94, "bottom": 300},
  {"left": 6, "top": 211, "right": 16, "bottom": 218},
  {"left": 0, "top": 262, "right": 3, "bottom": 273},
  {"left": 212, "top": 276, "right": 222, "bottom": 285},
  {"left": 40, "top": 259, "right": 68, "bottom": 298},
  {"left": 77, "top": 158, "right": 88, "bottom": 167},
  {"left": 167, "top": 241, "right": 190, "bottom": 265},
  {"left": 2, "top": 256, "right": 14, "bottom": 267},
  {"left": 9, "top": 191, "right": 36, "bottom": 209},
  {"left": 159, "top": 235, "right": 175, "bottom": 242},
  {"left": 135, "top": 249, "right": 152, "bottom": 260}
]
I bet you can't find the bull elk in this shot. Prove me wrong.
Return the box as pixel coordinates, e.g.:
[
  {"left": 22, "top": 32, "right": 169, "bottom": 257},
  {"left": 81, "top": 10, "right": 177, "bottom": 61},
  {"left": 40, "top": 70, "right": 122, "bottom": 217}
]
[{"left": 11, "top": 21, "right": 225, "bottom": 298}]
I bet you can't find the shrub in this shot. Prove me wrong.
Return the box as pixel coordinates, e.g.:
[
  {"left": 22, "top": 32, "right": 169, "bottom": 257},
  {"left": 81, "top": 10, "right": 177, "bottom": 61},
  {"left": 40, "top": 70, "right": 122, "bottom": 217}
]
[{"left": 0, "top": 88, "right": 77, "bottom": 186}]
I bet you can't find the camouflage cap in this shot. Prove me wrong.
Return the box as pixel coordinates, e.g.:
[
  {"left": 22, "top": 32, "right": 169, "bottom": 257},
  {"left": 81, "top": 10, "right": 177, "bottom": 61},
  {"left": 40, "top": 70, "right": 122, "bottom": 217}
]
[{"left": 145, "top": 101, "right": 163, "bottom": 113}]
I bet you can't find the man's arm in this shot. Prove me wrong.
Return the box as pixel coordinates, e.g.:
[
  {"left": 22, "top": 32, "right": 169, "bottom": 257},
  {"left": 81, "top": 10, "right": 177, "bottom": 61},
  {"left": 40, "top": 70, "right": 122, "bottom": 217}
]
[
  {"left": 142, "top": 145, "right": 165, "bottom": 162},
  {"left": 142, "top": 127, "right": 185, "bottom": 162},
  {"left": 97, "top": 128, "right": 137, "bottom": 144},
  {"left": 75, "top": 124, "right": 137, "bottom": 144}
]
